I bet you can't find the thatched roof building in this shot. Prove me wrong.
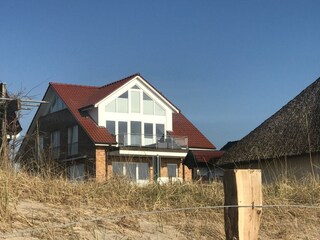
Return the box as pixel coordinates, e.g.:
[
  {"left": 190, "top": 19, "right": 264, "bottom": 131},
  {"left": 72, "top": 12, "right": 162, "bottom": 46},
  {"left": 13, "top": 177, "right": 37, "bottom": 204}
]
[{"left": 219, "top": 77, "right": 320, "bottom": 166}]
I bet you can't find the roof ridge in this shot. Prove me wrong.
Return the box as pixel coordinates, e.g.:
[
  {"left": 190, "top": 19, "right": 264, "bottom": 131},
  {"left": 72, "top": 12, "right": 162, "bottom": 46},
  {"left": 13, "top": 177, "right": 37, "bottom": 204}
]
[
  {"left": 50, "top": 82, "right": 98, "bottom": 89},
  {"left": 98, "top": 73, "right": 140, "bottom": 89}
]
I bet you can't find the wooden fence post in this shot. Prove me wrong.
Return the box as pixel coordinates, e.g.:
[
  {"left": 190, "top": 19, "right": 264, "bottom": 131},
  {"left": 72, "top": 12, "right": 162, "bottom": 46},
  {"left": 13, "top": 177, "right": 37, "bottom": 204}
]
[{"left": 223, "top": 169, "right": 262, "bottom": 240}]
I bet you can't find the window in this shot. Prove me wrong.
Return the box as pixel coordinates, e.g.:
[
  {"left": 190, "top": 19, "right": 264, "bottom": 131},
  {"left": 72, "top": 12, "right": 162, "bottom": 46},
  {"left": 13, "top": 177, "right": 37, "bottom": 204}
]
[
  {"left": 68, "top": 125, "right": 78, "bottom": 156},
  {"left": 105, "top": 99, "right": 116, "bottom": 112},
  {"left": 105, "top": 91, "right": 128, "bottom": 113},
  {"left": 112, "top": 162, "right": 149, "bottom": 182},
  {"left": 106, "top": 121, "right": 116, "bottom": 135},
  {"left": 131, "top": 91, "right": 140, "bottom": 113},
  {"left": 51, "top": 130, "right": 60, "bottom": 159},
  {"left": 143, "top": 93, "right": 154, "bottom": 115},
  {"left": 155, "top": 102, "right": 165, "bottom": 116},
  {"left": 50, "top": 95, "right": 66, "bottom": 113},
  {"left": 68, "top": 163, "right": 85, "bottom": 181},
  {"left": 144, "top": 123, "right": 153, "bottom": 145},
  {"left": 167, "top": 164, "right": 178, "bottom": 178},
  {"left": 118, "top": 121, "right": 127, "bottom": 146},
  {"left": 156, "top": 124, "right": 165, "bottom": 140},
  {"left": 112, "top": 162, "right": 124, "bottom": 176},
  {"left": 117, "top": 91, "right": 128, "bottom": 113},
  {"left": 131, "top": 121, "right": 141, "bottom": 146}
]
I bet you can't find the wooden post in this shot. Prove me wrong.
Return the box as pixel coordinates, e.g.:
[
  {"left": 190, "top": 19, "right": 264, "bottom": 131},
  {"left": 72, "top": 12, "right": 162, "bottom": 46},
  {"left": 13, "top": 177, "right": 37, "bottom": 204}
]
[{"left": 223, "top": 169, "right": 262, "bottom": 240}]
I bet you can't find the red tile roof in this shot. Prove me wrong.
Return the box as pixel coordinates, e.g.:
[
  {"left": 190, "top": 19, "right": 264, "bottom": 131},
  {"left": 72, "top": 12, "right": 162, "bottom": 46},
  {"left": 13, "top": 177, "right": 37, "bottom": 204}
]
[
  {"left": 50, "top": 74, "right": 216, "bottom": 148},
  {"left": 171, "top": 113, "right": 216, "bottom": 149}
]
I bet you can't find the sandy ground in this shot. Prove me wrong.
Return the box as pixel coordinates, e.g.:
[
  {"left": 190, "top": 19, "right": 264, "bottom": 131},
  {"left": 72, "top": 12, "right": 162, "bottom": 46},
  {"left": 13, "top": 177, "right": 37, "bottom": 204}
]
[{"left": 0, "top": 200, "right": 191, "bottom": 239}]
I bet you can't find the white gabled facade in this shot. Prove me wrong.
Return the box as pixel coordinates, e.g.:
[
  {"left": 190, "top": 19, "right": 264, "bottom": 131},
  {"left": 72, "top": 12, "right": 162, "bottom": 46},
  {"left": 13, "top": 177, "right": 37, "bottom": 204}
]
[{"left": 89, "top": 76, "right": 180, "bottom": 147}]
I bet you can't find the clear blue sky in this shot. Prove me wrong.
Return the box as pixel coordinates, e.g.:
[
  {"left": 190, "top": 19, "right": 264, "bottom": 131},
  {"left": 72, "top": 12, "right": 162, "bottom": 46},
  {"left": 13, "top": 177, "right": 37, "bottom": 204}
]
[{"left": 1, "top": 0, "right": 320, "bottom": 149}]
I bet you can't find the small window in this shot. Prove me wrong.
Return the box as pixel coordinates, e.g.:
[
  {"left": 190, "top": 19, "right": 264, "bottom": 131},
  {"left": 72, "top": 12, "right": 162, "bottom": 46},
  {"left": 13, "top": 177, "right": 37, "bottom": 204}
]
[{"left": 167, "top": 164, "right": 178, "bottom": 178}]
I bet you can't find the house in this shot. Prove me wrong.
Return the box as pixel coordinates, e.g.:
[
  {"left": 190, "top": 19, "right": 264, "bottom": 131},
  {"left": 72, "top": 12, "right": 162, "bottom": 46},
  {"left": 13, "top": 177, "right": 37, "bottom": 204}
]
[
  {"left": 183, "top": 150, "right": 224, "bottom": 181},
  {"left": 218, "top": 77, "right": 320, "bottom": 182},
  {"left": 17, "top": 73, "right": 217, "bottom": 183}
]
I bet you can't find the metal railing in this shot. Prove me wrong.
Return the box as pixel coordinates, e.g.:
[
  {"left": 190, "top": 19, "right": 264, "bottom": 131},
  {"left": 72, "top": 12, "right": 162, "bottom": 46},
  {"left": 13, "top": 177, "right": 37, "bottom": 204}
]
[{"left": 116, "top": 134, "right": 188, "bottom": 149}]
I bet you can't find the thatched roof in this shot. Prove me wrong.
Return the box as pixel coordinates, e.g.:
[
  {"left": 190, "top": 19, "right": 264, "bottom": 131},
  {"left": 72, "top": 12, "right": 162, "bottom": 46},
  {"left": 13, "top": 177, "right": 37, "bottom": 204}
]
[{"left": 218, "top": 77, "right": 320, "bottom": 165}]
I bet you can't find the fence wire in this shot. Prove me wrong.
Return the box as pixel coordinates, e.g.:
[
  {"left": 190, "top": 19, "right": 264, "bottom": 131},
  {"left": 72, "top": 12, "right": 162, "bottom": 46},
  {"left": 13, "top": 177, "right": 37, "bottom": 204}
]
[{"left": 0, "top": 204, "right": 319, "bottom": 239}]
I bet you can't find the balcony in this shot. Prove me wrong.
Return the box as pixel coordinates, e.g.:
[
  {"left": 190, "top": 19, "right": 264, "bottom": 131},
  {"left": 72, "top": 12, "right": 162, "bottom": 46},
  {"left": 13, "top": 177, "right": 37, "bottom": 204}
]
[{"left": 115, "top": 134, "right": 188, "bottom": 150}]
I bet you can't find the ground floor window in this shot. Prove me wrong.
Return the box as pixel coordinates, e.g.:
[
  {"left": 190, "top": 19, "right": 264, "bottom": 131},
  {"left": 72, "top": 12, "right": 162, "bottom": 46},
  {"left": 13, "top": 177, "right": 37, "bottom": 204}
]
[
  {"left": 112, "top": 162, "right": 149, "bottom": 182},
  {"left": 167, "top": 164, "right": 178, "bottom": 178},
  {"left": 68, "top": 163, "right": 85, "bottom": 181}
]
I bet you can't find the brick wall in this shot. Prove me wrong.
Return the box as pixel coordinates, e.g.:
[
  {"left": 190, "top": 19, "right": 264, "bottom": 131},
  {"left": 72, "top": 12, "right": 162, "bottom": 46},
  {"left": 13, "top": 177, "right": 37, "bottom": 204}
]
[{"left": 95, "top": 147, "right": 106, "bottom": 182}]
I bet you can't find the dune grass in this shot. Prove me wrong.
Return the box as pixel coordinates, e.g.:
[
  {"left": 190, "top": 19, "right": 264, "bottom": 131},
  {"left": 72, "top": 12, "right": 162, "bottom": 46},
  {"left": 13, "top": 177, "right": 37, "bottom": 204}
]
[{"left": 0, "top": 169, "right": 319, "bottom": 239}]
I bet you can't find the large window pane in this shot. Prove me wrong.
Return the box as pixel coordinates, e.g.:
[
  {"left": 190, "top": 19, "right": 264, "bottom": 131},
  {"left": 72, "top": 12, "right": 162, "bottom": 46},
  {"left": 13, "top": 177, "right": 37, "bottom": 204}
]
[
  {"left": 155, "top": 102, "right": 165, "bottom": 116},
  {"left": 51, "top": 130, "right": 60, "bottom": 159},
  {"left": 143, "top": 93, "right": 154, "bottom": 115},
  {"left": 156, "top": 124, "right": 165, "bottom": 139},
  {"left": 126, "top": 163, "right": 137, "bottom": 181},
  {"left": 106, "top": 121, "right": 116, "bottom": 135},
  {"left": 117, "top": 91, "right": 128, "bottom": 113},
  {"left": 105, "top": 99, "right": 116, "bottom": 112},
  {"left": 144, "top": 123, "right": 153, "bottom": 145},
  {"left": 118, "top": 121, "right": 127, "bottom": 146},
  {"left": 112, "top": 162, "right": 124, "bottom": 176},
  {"left": 131, "top": 121, "right": 141, "bottom": 146},
  {"left": 68, "top": 125, "right": 78, "bottom": 156},
  {"left": 131, "top": 91, "right": 140, "bottom": 113},
  {"left": 138, "top": 163, "right": 149, "bottom": 180}
]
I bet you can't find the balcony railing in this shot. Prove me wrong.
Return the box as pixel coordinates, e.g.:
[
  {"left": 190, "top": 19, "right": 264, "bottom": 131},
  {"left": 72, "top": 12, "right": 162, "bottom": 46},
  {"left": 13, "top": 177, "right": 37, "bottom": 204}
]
[{"left": 115, "top": 134, "right": 188, "bottom": 150}]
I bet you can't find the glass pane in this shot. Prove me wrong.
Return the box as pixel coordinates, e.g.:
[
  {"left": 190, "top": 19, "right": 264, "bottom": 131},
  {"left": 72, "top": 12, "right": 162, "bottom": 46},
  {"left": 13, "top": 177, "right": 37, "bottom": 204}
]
[
  {"left": 105, "top": 99, "right": 116, "bottom": 112},
  {"left": 68, "top": 163, "right": 85, "bottom": 181},
  {"left": 106, "top": 121, "right": 116, "bottom": 135},
  {"left": 117, "top": 98, "right": 128, "bottom": 113},
  {"left": 118, "top": 121, "right": 127, "bottom": 146},
  {"left": 167, "top": 164, "right": 177, "bottom": 178},
  {"left": 126, "top": 163, "right": 137, "bottom": 181},
  {"left": 155, "top": 102, "right": 165, "bottom": 116},
  {"left": 131, "top": 85, "right": 140, "bottom": 89},
  {"left": 131, "top": 121, "right": 141, "bottom": 146},
  {"left": 143, "top": 99, "right": 154, "bottom": 115},
  {"left": 156, "top": 124, "right": 165, "bottom": 139},
  {"left": 131, "top": 91, "right": 140, "bottom": 113},
  {"left": 144, "top": 123, "right": 153, "bottom": 145},
  {"left": 138, "top": 163, "right": 149, "bottom": 180},
  {"left": 112, "top": 162, "right": 124, "bottom": 176},
  {"left": 119, "top": 91, "right": 128, "bottom": 98}
]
